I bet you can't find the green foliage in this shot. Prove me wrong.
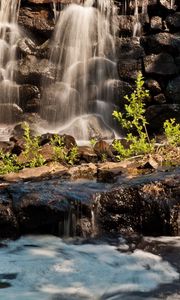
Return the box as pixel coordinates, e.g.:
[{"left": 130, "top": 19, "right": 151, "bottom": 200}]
[
  {"left": 66, "top": 146, "right": 78, "bottom": 165},
  {"left": 90, "top": 138, "right": 97, "bottom": 147},
  {"left": 51, "top": 134, "right": 78, "bottom": 165},
  {"left": 163, "top": 118, "right": 180, "bottom": 146},
  {"left": 112, "top": 72, "right": 154, "bottom": 160},
  {"left": 50, "top": 134, "right": 66, "bottom": 162},
  {"left": 21, "top": 122, "right": 45, "bottom": 168},
  {"left": 101, "top": 153, "right": 107, "bottom": 162},
  {"left": 0, "top": 150, "right": 20, "bottom": 175}
]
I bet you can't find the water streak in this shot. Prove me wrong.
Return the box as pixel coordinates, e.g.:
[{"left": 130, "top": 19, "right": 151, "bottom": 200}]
[
  {"left": 0, "top": 0, "right": 21, "bottom": 123},
  {"left": 41, "top": 0, "right": 118, "bottom": 140}
]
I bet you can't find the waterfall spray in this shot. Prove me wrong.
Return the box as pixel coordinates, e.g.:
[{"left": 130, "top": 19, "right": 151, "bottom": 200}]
[
  {"left": 0, "top": 0, "right": 21, "bottom": 124},
  {"left": 41, "top": 0, "right": 118, "bottom": 141}
]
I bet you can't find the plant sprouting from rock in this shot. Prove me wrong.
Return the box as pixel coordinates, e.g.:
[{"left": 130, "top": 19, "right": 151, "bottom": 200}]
[
  {"left": 164, "top": 118, "right": 180, "bottom": 147},
  {"left": 21, "top": 122, "right": 45, "bottom": 168},
  {"left": 50, "top": 134, "right": 78, "bottom": 165},
  {"left": 112, "top": 72, "right": 154, "bottom": 160},
  {"left": 0, "top": 150, "right": 20, "bottom": 175}
]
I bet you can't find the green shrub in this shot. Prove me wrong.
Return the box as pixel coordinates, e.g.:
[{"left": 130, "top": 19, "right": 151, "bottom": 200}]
[
  {"left": 0, "top": 150, "right": 20, "bottom": 175},
  {"left": 51, "top": 134, "right": 78, "bottom": 165},
  {"left": 112, "top": 72, "right": 154, "bottom": 160},
  {"left": 163, "top": 118, "right": 180, "bottom": 146},
  {"left": 21, "top": 122, "right": 45, "bottom": 167}
]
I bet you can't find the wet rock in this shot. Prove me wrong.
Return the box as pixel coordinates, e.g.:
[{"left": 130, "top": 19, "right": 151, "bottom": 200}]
[
  {"left": 17, "top": 37, "right": 51, "bottom": 59},
  {"left": 145, "top": 104, "right": 180, "bottom": 133},
  {"left": 0, "top": 142, "right": 14, "bottom": 153},
  {"left": 118, "top": 15, "right": 135, "bottom": 37},
  {"left": 25, "top": 98, "right": 40, "bottom": 113},
  {"left": 39, "top": 144, "right": 54, "bottom": 162},
  {"left": 166, "top": 12, "right": 180, "bottom": 31},
  {"left": 150, "top": 16, "right": 163, "bottom": 31},
  {"left": 94, "top": 171, "right": 180, "bottom": 236},
  {"left": 145, "top": 79, "right": 162, "bottom": 96},
  {"left": 78, "top": 146, "right": 98, "bottom": 163},
  {"left": 118, "top": 58, "right": 142, "bottom": 82},
  {"left": 39, "top": 133, "right": 56, "bottom": 146},
  {"left": 18, "top": 7, "right": 54, "bottom": 40},
  {"left": 140, "top": 32, "right": 180, "bottom": 55},
  {"left": 0, "top": 190, "right": 19, "bottom": 238},
  {"left": 69, "top": 163, "right": 97, "bottom": 180},
  {"left": 2, "top": 163, "right": 69, "bottom": 183},
  {"left": 61, "top": 134, "right": 77, "bottom": 150},
  {"left": 138, "top": 156, "right": 159, "bottom": 170},
  {"left": 0, "top": 104, "right": 23, "bottom": 124},
  {"left": 19, "top": 84, "right": 40, "bottom": 110},
  {"left": 144, "top": 53, "right": 178, "bottom": 77},
  {"left": 166, "top": 76, "right": 180, "bottom": 103},
  {"left": 97, "top": 162, "right": 124, "bottom": 183},
  {"left": 117, "top": 37, "right": 145, "bottom": 60},
  {"left": 14, "top": 55, "right": 56, "bottom": 86},
  {"left": 154, "top": 93, "right": 166, "bottom": 104},
  {"left": 94, "top": 140, "right": 114, "bottom": 160}
]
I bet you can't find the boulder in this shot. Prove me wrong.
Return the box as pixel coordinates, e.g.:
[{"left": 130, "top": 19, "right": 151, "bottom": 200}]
[
  {"left": 118, "top": 58, "right": 142, "bottom": 82},
  {"left": 78, "top": 146, "right": 98, "bottom": 163},
  {"left": 18, "top": 7, "right": 55, "bottom": 39},
  {"left": 94, "top": 140, "right": 114, "bottom": 159},
  {"left": 145, "top": 104, "right": 180, "bottom": 133},
  {"left": 145, "top": 79, "right": 162, "bottom": 96},
  {"left": 166, "top": 12, "right": 180, "bottom": 31},
  {"left": 144, "top": 53, "right": 178, "bottom": 77},
  {"left": 14, "top": 55, "right": 56, "bottom": 86},
  {"left": 0, "top": 189, "right": 19, "bottom": 238},
  {"left": 0, "top": 104, "right": 23, "bottom": 124},
  {"left": 150, "top": 16, "right": 163, "bottom": 31},
  {"left": 19, "top": 84, "right": 40, "bottom": 110},
  {"left": 94, "top": 170, "right": 180, "bottom": 235},
  {"left": 166, "top": 76, "right": 180, "bottom": 103},
  {"left": 140, "top": 32, "right": 180, "bottom": 55}
]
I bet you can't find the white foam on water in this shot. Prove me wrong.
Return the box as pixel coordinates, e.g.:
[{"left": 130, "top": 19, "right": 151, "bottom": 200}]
[{"left": 0, "top": 235, "right": 179, "bottom": 300}]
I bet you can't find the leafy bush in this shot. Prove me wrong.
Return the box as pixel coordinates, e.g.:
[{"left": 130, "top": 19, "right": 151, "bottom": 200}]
[
  {"left": 112, "top": 72, "right": 154, "bottom": 160},
  {"left": 0, "top": 150, "right": 20, "bottom": 175},
  {"left": 51, "top": 134, "right": 78, "bottom": 165},
  {"left": 163, "top": 118, "right": 180, "bottom": 147},
  {"left": 21, "top": 122, "right": 45, "bottom": 168}
]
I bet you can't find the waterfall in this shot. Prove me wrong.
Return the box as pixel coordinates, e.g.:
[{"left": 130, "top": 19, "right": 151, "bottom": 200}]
[
  {"left": 0, "top": 0, "right": 21, "bottom": 124},
  {"left": 41, "top": 0, "right": 118, "bottom": 141},
  {"left": 133, "top": 0, "right": 149, "bottom": 37}
]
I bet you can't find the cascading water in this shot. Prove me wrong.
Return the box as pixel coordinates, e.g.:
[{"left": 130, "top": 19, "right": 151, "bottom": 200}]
[
  {"left": 0, "top": 0, "right": 21, "bottom": 130},
  {"left": 41, "top": 0, "right": 119, "bottom": 141},
  {"left": 133, "top": 0, "right": 149, "bottom": 37}
]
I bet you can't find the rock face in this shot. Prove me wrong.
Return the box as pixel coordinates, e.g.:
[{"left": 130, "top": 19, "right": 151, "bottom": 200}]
[
  {"left": 94, "top": 169, "right": 180, "bottom": 236},
  {"left": 0, "top": 166, "right": 179, "bottom": 239},
  {"left": 12, "top": 0, "right": 180, "bottom": 135}
]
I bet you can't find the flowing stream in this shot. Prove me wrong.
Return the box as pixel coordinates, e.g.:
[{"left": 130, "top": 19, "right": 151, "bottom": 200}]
[{"left": 0, "top": 235, "right": 179, "bottom": 300}]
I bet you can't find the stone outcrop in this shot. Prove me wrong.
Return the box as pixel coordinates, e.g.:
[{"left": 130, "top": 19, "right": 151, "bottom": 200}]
[
  {"left": 12, "top": 0, "right": 180, "bottom": 132},
  {"left": 0, "top": 165, "right": 179, "bottom": 239}
]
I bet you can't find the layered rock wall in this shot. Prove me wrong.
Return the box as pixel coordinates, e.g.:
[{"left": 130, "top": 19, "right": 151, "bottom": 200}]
[{"left": 2, "top": 0, "right": 180, "bottom": 131}]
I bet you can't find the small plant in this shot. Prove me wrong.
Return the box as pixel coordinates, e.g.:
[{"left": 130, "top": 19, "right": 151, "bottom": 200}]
[
  {"left": 0, "top": 150, "right": 20, "bottom": 175},
  {"left": 50, "top": 134, "right": 66, "bottom": 162},
  {"left": 51, "top": 135, "right": 78, "bottom": 165},
  {"left": 112, "top": 72, "right": 154, "bottom": 160},
  {"left": 164, "top": 118, "right": 180, "bottom": 147},
  {"left": 90, "top": 138, "right": 97, "bottom": 147},
  {"left": 21, "top": 122, "right": 45, "bottom": 168},
  {"left": 101, "top": 153, "right": 107, "bottom": 162},
  {"left": 66, "top": 146, "right": 78, "bottom": 165}
]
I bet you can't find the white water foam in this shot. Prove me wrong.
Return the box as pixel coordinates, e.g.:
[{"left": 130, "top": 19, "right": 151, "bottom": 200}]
[{"left": 0, "top": 235, "right": 178, "bottom": 300}]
